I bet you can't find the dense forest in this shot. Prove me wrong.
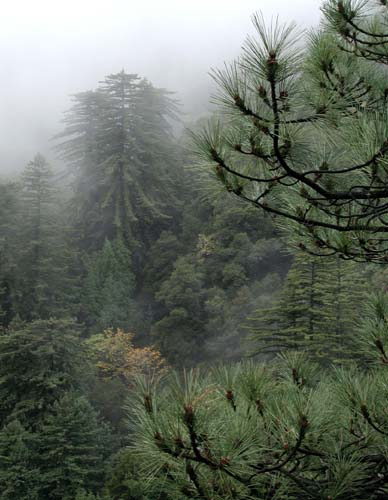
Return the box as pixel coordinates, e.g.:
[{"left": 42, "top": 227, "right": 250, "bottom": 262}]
[{"left": 1, "top": 0, "right": 388, "bottom": 498}]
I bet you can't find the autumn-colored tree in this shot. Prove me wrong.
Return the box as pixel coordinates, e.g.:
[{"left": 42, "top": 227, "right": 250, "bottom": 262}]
[{"left": 86, "top": 329, "right": 167, "bottom": 386}]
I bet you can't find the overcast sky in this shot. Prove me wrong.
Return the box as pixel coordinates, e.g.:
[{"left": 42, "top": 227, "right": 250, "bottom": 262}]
[{"left": 0, "top": 0, "right": 322, "bottom": 175}]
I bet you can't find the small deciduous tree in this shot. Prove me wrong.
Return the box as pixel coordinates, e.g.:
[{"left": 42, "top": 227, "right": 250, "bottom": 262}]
[
  {"left": 86, "top": 328, "right": 167, "bottom": 386},
  {"left": 85, "top": 328, "right": 166, "bottom": 438}
]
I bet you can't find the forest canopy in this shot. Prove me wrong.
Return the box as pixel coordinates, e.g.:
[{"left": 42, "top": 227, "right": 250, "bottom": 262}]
[{"left": 1, "top": 0, "right": 388, "bottom": 499}]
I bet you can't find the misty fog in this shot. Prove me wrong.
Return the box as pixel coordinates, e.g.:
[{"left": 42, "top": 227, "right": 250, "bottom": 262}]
[{"left": 0, "top": 0, "right": 321, "bottom": 176}]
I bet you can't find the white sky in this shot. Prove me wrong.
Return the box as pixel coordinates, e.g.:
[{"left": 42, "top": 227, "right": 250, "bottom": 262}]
[{"left": 0, "top": 0, "right": 322, "bottom": 174}]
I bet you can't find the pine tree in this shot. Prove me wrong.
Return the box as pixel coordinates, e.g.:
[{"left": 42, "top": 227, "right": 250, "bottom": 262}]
[
  {"left": 56, "top": 90, "right": 108, "bottom": 250},
  {"left": 249, "top": 252, "right": 368, "bottom": 363},
  {"left": 104, "top": 448, "right": 186, "bottom": 500},
  {"left": 15, "top": 154, "right": 76, "bottom": 320},
  {"left": 0, "top": 420, "right": 40, "bottom": 500},
  {"left": 0, "top": 319, "right": 82, "bottom": 426},
  {"left": 151, "top": 255, "right": 208, "bottom": 366},
  {"left": 0, "top": 182, "right": 20, "bottom": 329},
  {"left": 128, "top": 3, "right": 388, "bottom": 497},
  {"left": 249, "top": 253, "right": 325, "bottom": 355},
  {"left": 130, "top": 344, "right": 388, "bottom": 499},
  {"left": 193, "top": 0, "right": 388, "bottom": 262},
  {"left": 38, "top": 393, "right": 109, "bottom": 499},
  {"left": 323, "top": 256, "right": 368, "bottom": 363},
  {"left": 56, "top": 71, "right": 180, "bottom": 255},
  {"left": 80, "top": 238, "right": 138, "bottom": 333},
  {"left": 0, "top": 319, "right": 110, "bottom": 498}
]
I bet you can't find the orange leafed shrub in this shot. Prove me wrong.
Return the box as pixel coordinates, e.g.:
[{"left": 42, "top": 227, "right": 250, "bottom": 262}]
[{"left": 87, "top": 328, "right": 167, "bottom": 385}]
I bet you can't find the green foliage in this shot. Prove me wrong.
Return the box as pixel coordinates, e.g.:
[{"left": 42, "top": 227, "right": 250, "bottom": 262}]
[
  {"left": 0, "top": 395, "right": 110, "bottom": 500},
  {"left": 0, "top": 276, "right": 12, "bottom": 332},
  {"left": 356, "top": 291, "right": 388, "bottom": 365},
  {"left": 130, "top": 346, "right": 388, "bottom": 499},
  {"left": 0, "top": 318, "right": 82, "bottom": 425},
  {"left": 152, "top": 193, "right": 289, "bottom": 366},
  {"left": 193, "top": 2, "right": 388, "bottom": 262},
  {"left": 15, "top": 154, "right": 77, "bottom": 321},
  {"left": 38, "top": 393, "right": 110, "bottom": 499},
  {"left": 0, "top": 69, "right": 290, "bottom": 496},
  {"left": 88, "top": 376, "right": 129, "bottom": 440},
  {"left": 0, "top": 182, "right": 19, "bottom": 329},
  {"left": 0, "top": 319, "right": 110, "bottom": 498},
  {"left": 104, "top": 449, "right": 186, "bottom": 499},
  {"left": 6, "top": 4, "right": 388, "bottom": 496},
  {"left": 152, "top": 254, "right": 208, "bottom": 366},
  {"left": 80, "top": 238, "right": 138, "bottom": 333},
  {"left": 74, "top": 490, "right": 100, "bottom": 500},
  {"left": 0, "top": 419, "right": 40, "bottom": 499},
  {"left": 249, "top": 252, "right": 368, "bottom": 364},
  {"left": 142, "top": 230, "right": 184, "bottom": 294},
  {"left": 56, "top": 71, "right": 180, "bottom": 253}
]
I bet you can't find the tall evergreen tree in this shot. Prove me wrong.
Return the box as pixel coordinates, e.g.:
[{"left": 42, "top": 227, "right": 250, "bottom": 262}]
[
  {"left": 15, "top": 154, "right": 75, "bottom": 320},
  {"left": 0, "top": 419, "right": 40, "bottom": 500},
  {"left": 324, "top": 256, "right": 368, "bottom": 363},
  {"left": 0, "top": 182, "right": 20, "bottom": 329},
  {"left": 56, "top": 90, "right": 108, "bottom": 249},
  {"left": 152, "top": 255, "right": 208, "bottom": 366},
  {"left": 80, "top": 238, "right": 138, "bottom": 334},
  {"left": 0, "top": 278, "right": 12, "bottom": 331},
  {"left": 0, "top": 319, "right": 82, "bottom": 426},
  {"left": 249, "top": 252, "right": 368, "bottom": 363},
  {"left": 56, "top": 71, "right": 180, "bottom": 256},
  {"left": 0, "top": 319, "right": 110, "bottom": 499},
  {"left": 38, "top": 393, "right": 109, "bottom": 500}
]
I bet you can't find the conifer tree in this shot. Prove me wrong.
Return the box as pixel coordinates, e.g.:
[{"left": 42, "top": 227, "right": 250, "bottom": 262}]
[
  {"left": 80, "top": 238, "right": 138, "bottom": 333},
  {"left": 151, "top": 255, "right": 208, "bottom": 366},
  {"left": 127, "top": 3, "right": 388, "bottom": 496},
  {"left": 0, "top": 182, "right": 19, "bottom": 329},
  {"left": 0, "top": 319, "right": 82, "bottom": 426},
  {"left": 56, "top": 90, "right": 108, "bottom": 249},
  {"left": 0, "top": 419, "right": 40, "bottom": 500},
  {"left": 252, "top": 253, "right": 329, "bottom": 355},
  {"left": 131, "top": 342, "right": 388, "bottom": 499},
  {"left": 0, "top": 319, "right": 110, "bottom": 498},
  {"left": 38, "top": 393, "right": 109, "bottom": 499},
  {"left": 104, "top": 448, "right": 186, "bottom": 499},
  {"left": 193, "top": 0, "right": 388, "bottom": 262},
  {"left": 324, "top": 256, "right": 368, "bottom": 363},
  {"left": 0, "top": 274, "right": 13, "bottom": 331},
  {"left": 249, "top": 252, "right": 368, "bottom": 363},
  {"left": 16, "top": 154, "right": 75, "bottom": 320},
  {"left": 56, "top": 71, "right": 180, "bottom": 255}
]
